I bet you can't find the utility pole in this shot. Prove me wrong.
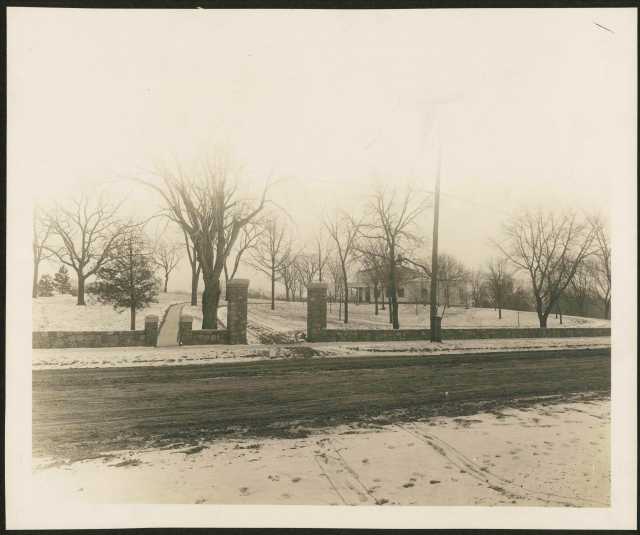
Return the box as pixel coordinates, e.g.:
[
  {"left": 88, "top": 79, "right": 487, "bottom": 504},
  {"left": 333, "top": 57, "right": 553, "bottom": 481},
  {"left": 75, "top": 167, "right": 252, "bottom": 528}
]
[{"left": 429, "top": 151, "right": 442, "bottom": 342}]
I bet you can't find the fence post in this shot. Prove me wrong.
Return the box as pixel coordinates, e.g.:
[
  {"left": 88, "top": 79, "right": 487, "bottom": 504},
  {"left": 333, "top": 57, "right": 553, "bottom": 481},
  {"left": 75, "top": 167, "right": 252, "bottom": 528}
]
[
  {"left": 307, "top": 282, "right": 328, "bottom": 342},
  {"left": 227, "top": 279, "right": 249, "bottom": 344},
  {"left": 179, "top": 314, "right": 193, "bottom": 345},
  {"left": 144, "top": 315, "right": 159, "bottom": 346}
]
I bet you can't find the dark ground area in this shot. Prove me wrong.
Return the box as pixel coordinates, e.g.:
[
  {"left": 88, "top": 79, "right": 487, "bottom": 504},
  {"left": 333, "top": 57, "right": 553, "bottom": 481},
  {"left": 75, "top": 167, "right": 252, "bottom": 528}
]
[{"left": 33, "top": 348, "right": 610, "bottom": 461}]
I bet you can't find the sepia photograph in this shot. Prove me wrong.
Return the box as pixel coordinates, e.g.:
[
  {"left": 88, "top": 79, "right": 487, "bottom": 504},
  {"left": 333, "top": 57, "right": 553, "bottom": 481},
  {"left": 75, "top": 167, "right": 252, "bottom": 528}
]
[{"left": 5, "top": 6, "right": 637, "bottom": 530}]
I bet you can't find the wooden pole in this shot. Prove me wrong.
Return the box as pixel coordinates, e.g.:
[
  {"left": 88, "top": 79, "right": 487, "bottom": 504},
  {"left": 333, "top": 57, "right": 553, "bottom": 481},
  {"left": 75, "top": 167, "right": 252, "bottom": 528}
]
[{"left": 430, "top": 151, "right": 441, "bottom": 342}]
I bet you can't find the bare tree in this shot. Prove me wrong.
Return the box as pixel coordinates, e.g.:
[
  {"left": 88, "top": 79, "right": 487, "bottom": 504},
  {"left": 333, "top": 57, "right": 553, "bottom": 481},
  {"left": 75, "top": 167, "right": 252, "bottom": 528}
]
[
  {"left": 326, "top": 255, "right": 345, "bottom": 319},
  {"left": 250, "top": 216, "right": 291, "bottom": 310},
  {"left": 362, "top": 188, "right": 429, "bottom": 329},
  {"left": 315, "top": 232, "right": 332, "bottom": 282},
  {"left": 32, "top": 206, "right": 54, "bottom": 298},
  {"left": 142, "top": 158, "right": 269, "bottom": 328},
  {"left": 469, "top": 269, "right": 486, "bottom": 308},
  {"left": 280, "top": 255, "right": 299, "bottom": 302},
  {"left": 356, "top": 238, "right": 388, "bottom": 315},
  {"left": 438, "top": 254, "right": 468, "bottom": 307},
  {"left": 224, "top": 221, "right": 264, "bottom": 297},
  {"left": 295, "top": 253, "right": 320, "bottom": 292},
  {"left": 589, "top": 216, "right": 611, "bottom": 319},
  {"left": 325, "top": 212, "right": 361, "bottom": 323},
  {"left": 182, "top": 229, "right": 201, "bottom": 306},
  {"left": 567, "top": 259, "right": 595, "bottom": 317},
  {"left": 153, "top": 240, "right": 182, "bottom": 292},
  {"left": 486, "top": 258, "right": 512, "bottom": 319},
  {"left": 43, "top": 194, "right": 131, "bottom": 305},
  {"left": 496, "top": 209, "right": 595, "bottom": 328}
]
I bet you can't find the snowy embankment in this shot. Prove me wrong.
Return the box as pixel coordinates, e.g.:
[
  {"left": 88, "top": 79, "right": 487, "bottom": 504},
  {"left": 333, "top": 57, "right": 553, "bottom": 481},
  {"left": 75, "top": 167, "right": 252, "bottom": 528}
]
[
  {"left": 33, "top": 292, "right": 191, "bottom": 332},
  {"left": 32, "top": 336, "right": 611, "bottom": 370}
]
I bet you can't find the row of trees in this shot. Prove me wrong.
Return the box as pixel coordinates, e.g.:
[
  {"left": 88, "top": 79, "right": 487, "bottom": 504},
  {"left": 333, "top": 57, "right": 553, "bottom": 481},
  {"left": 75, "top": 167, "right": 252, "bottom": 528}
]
[{"left": 32, "top": 158, "right": 611, "bottom": 330}]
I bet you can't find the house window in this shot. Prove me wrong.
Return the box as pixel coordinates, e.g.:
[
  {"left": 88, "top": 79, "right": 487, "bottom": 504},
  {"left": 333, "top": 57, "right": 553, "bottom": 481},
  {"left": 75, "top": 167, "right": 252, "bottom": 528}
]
[{"left": 398, "top": 288, "right": 405, "bottom": 298}]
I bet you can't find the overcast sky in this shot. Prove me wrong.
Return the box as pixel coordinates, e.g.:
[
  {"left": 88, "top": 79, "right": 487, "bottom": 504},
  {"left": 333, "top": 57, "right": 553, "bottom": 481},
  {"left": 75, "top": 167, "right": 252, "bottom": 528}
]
[{"left": 9, "top": 8, "right": 636, "bottom": 293}]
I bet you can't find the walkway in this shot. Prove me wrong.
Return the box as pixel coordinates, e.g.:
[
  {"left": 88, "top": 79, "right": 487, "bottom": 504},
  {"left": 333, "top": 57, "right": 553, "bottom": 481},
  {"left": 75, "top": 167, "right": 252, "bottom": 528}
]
[{"left": 157, "top": 302, "right": 186, "bottom": 347}]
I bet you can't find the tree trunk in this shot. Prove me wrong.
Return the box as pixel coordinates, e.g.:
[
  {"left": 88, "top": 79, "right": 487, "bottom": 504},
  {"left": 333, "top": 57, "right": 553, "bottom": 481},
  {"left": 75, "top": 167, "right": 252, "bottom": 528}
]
[
  {"left": 374, "top": 285, "right": 379, "bottom": 315},
  {"left": 271, "top": 265, "right": 276, "bottom": 311},
  {"left": 388, "top": 257, "right": 399, "bottom": 329},
  {"left": 498, "top": 307, "right": 502, "bottom": 320},
  {"left": 342, "top": 268, "right": 349, "bottom": 324},
  {"left": 77, "top": 276, "right": 85, "bottom": 305},
  {"left": 164, "top": 274, "right": 169, "bottom": 293},
  {"left": 130, "top": 305, "right": 136, "bottom": 331},
  {"left": 202, "top": 276, "right": 220, "bottom": 329},
  {"left": 190, "top": 264, "right": 199, "bottom": 306},
  {"left": 32, "top": 261, "right": 39, "bottom": 298},
  {"left": 539, "top": 313, "right": 548, "bottom": 328},
  {"left": 604, "top": 299, "right": 610, "bottom": 320}
]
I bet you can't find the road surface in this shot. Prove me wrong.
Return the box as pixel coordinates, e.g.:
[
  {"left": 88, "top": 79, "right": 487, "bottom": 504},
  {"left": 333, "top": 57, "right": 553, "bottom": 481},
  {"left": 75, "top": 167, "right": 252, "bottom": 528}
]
[{"left": 33, "top": 347, "right": 610, "bottom": 460}]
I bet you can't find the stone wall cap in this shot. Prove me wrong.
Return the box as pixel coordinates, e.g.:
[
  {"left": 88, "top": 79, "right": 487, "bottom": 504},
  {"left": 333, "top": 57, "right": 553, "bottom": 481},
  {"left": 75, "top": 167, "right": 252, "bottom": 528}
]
[
  {"left": 227, "top": 278, "right": 250, "bottom": 287},
  {"left": 308, "top": 281, "right": 328, "bottom": 289},
  {"left": 180, "top": 314, "right": 193, "bottom": 321},
  {"left": 145, "top": 315, "right": 159, "bottom": 322}
]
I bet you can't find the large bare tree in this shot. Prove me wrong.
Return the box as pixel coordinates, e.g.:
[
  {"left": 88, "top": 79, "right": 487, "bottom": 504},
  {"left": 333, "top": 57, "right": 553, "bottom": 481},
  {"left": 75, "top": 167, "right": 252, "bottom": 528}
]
[
  {"left": 362, "top": 188, "right": 429, "bottom": 329},
  {"left": 250, "top": 215, "right": 291, "bottom": 310},
  {"left": 153, "top": 240, "right": 182, "bottom": 292},
  {"left": 496, "top": 209, "right": 595, "bottom": 328},
  {"left": 32, "top": 206, "right": 54, "bottom": 298},
  {"left": 589, "top": 216, "right": 611, "bottom": 319},
  {"left": 43, "top": 194, "right": 130, "bottom": 305},
  {"left": 144, "top": 159, "right": 269, "bottom": 328},
  {"left": 325, "top": 212, "right": 361, "bottom": 323},
  {"left": 182, "top": 229, "right": 201, "bottom": 306}
]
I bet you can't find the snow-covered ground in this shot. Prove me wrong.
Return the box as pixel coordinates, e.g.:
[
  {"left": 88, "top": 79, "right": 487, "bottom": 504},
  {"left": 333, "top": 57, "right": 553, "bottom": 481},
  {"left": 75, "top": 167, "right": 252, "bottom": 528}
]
[
  {"left": 32, "top": 396, "right": 610, "bottom": 506},
  {"left": 32, "top": 292, "right": 190, "bottom": 332},
  {"left": 32, "top": 336, "right": 611, "bottom": 370},
  {"left": 260, "top": 301, "right": 610, "bottom": 330}
]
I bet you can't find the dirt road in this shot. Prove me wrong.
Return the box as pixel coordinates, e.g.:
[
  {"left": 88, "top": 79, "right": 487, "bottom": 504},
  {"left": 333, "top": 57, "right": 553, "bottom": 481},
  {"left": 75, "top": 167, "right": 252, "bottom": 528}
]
[{"left": 33, "top": 347, "right": 610, "bottom": 461}]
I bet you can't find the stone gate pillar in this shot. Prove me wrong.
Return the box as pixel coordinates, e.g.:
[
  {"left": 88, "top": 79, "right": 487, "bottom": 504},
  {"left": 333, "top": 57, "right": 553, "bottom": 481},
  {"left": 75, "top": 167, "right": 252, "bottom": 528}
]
[
  {"left": 307, "top": 282, "right": 327, "bottom": 342},
  {"left": 144, "top": 315, "right": 159, "bottom": 346},
  {"left": 227, "top": 279, "right": 249, "bottom": 344},
  {"left": 179, "top": 314, "right": 193, "bottom": 345}
]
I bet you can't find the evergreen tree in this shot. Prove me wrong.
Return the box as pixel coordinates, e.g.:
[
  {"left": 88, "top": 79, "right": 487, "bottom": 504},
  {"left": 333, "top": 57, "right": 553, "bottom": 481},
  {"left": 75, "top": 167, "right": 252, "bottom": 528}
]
[
  {"left": 92, "top": 228, "right": 159, "bottom": 330},
  {"left": 37, "top": 274, "right": 55, "bottom": 297},
  {"left": 53, "top": 265, "right": 72, "bottom": 294}
]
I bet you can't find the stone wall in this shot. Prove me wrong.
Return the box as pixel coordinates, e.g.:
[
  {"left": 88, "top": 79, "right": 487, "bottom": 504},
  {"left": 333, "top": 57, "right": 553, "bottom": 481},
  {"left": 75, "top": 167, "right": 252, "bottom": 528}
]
[
  {"left": 32, "top": 330, "right": 148, "bottom": 349},
  {"left": 318, "top": 327, "right": 611, "bottom": 343},
  {"left": 33, "top": 314, "right": 159, "bottom": 349}
]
